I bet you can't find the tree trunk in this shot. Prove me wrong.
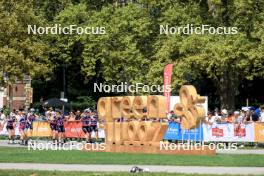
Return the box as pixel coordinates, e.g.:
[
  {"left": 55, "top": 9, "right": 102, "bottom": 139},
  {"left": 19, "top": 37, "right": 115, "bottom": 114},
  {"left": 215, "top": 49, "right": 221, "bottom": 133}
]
[
  {"left": 215, "top": 71, "right": 238, "bottom": 112},
  {"left": 219, "top": 86, "right": 235, "bottom": 111}
]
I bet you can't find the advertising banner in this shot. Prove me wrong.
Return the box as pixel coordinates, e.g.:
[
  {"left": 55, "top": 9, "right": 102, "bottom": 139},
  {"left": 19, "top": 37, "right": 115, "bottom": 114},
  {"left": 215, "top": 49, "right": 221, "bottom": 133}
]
[
  {"left": 163, "top": 122, "right": 181, "bottom": 140},
  {"left": 32, "top": 121, "right": 52, "bottom": 137},
  {"left": 254, "top": 122, "right": 264, "bottom": 142},
  {"left": 203, "top": 123, "right": 254, "bottom": 142},
  {"left": 65, "top": 121, "right": 105, "bottom": 138},
  {"left": 164, "top": 122, "right": 203, "bottom": 141},
  {"left": 64, "top": 121, "right": 85, "bottom": 138}
]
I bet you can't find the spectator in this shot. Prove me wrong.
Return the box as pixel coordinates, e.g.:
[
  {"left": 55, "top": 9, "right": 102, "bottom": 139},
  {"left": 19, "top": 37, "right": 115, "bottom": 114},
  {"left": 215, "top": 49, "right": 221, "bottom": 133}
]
[
  {"left": 243, "top": 109, "right": 253, "bottom": 122},
  {"left": 259, "top": 106, "right": 264, "bottom": 122},
  {"left": 205, "top": 112, "right": 216, "bottom": 125},
  {"left": 168, "top": 111, "right": 180, "bottom": 123},
  {"left": 75, "top": 110, "right": 81, "bottom": 120},
  {"left": 226, "top": 112, "right": 234, "bottom": 123},
  {"left": 0, "top": 110, "right": 6, "bottom": 121},
  {"left": 0, "top": 110, "right": 6, "bottom": 131},
  {"left": 68, "top": 111, "right": 76, "bottom": 121},
  {"left": 251, "top": 107, "right": 260, "bottom": 121},
  {"left": 233, "top": 111, "right": 243, "bottom": 124},
  {"left": 220, "top": 109, "right": 228, "bottom": 122}
]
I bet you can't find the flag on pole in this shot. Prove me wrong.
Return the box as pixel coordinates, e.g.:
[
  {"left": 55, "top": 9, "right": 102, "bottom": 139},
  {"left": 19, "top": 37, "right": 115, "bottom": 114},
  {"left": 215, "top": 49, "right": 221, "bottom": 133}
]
[{"left": 163, "top": 64, "right": 173, "bottom": 113}]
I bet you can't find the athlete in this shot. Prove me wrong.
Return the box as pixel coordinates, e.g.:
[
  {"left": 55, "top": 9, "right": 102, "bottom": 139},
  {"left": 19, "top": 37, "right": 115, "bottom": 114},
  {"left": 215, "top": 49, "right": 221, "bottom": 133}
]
[
  {"left": 5, "top": 116, "right": 16, "bottom": 144},
  {"left": 81, "top": 109, "right": 92, "bottom": 143},
  {"left": 26, "top": 109, "right": 36, "bottom": 140},
  {"left": 90, "top": 111, "right": 99, "bottom": 142},
  {"left": 47, "top": 110, "right": 57, "bottom": 143},
  {"left": 19, "top": 112, "right": 28, "bottom": 145},
  {"left": 56, "top": 111, "right": 66, "bottom": 144}
]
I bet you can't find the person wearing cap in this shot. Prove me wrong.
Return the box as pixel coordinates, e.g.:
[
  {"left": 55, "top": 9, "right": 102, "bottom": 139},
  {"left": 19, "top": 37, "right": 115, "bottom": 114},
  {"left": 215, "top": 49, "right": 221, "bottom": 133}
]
[
  {"left": 233, "top": 111, "right": 243, "bottom": 124},
  {"left": 220, "top": 109, "right": 228, "bottom": 122},
  {"left": 81, "top": 109, "right": 92, "bottom": 143}
]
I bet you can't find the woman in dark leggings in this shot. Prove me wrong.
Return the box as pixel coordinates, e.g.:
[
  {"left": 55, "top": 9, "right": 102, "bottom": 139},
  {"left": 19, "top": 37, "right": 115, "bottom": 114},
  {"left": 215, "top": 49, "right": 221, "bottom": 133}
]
[
  {"left": 56, "top": 111, "right": 66, "bottom": 144},
  {"left": 48, "top": 112, "right": 57, "bottom": 143},
  {"left": 19, "top": 114, "right": 27, "bottom": 145},
  {"left": 5, "top": 116, "right": 16, "bottom": 144}
]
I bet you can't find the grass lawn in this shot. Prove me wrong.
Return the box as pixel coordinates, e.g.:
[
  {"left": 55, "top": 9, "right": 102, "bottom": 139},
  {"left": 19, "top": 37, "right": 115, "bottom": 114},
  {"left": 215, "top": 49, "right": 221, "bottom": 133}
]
[
  {"left": 0, "top": 147, "right": 264, "bottom": 167},
  {"left": 0, "top": 170, "right": 254, "bottom": 176}
]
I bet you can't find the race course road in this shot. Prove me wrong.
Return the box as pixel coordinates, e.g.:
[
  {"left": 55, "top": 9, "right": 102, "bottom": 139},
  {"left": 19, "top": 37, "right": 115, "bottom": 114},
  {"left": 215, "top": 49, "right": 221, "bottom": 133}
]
[{"left": 0, "top": 163, "right": 264, "bottom": 175}]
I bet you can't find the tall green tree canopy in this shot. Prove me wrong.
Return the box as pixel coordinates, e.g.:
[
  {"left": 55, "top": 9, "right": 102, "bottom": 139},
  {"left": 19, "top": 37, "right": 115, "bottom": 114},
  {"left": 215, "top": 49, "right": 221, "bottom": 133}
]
[
  {"left": 0, "top": 0, "right": 51, "bottom": 85},
  {"left": 1, "top": 0, "right": 264, "bottom": 110}
]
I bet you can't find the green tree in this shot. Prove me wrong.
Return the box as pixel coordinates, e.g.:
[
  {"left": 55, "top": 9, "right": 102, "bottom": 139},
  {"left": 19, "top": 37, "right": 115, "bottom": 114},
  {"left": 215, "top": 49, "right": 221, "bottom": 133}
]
[
  {"left": 148, "top": 0, "right": 264, "bottom": 110},
  {"left": 0, "top": 0, "right": 51, "bottom": 85}
]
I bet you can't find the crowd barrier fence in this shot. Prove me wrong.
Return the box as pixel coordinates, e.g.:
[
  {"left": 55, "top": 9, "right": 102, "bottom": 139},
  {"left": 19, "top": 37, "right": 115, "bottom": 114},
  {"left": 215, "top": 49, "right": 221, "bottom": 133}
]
[{"left": 1, "top": 121, "right": 264, "bottom": 142}]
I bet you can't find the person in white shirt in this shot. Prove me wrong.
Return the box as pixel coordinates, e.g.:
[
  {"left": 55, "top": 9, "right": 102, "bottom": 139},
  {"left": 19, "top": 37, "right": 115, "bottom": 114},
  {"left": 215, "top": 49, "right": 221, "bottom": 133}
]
[
  {"left": 259, "top": 106, "right": 264, "bottom": 122},
  {"left": 233, "top": 111, "right": 244, "bottom": 124},
  {"left": 0, "top": 110, "right": 6, "bottom": 121},
  {"left": 0, "top": 110, "right": 6, "bottom": 130},
  {"left": 205, "top": 112, "right": 216, "bottom": 125}
]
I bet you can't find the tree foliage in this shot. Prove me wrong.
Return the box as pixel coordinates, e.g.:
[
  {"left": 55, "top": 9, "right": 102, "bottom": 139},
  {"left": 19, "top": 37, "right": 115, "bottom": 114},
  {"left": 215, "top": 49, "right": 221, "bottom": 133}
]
[
  {"left": 0, "top": 0, "right": 51, "bottom": 85},
  {"left": 1, "top": 0, "right": 264, "bottom": 109}
]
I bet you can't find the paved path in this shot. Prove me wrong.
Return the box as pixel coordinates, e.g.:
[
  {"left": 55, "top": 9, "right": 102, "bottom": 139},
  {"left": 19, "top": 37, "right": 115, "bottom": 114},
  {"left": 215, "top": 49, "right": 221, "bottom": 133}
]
[
  {"left": 0, "top": 163, "right": 264, "bottom": 175},
  {"left": 217, "top": 149, "right": 264, "bottom": 155}
]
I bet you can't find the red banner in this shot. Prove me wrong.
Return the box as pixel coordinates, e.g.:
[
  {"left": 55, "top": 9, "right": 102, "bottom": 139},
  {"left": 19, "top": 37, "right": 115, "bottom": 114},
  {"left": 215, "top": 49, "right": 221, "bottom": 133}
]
[
  {"left": 64, "top": 121, "right": 85, "bottom": 138},
  {"left": 163, "top": 64, "right": 173, "bottom": 113},
  {"left": 234, "top": 126, "right": 246, "bottom": 137},
  {"left": 212, "top": 128, "right": 224, "bottom": 137}
]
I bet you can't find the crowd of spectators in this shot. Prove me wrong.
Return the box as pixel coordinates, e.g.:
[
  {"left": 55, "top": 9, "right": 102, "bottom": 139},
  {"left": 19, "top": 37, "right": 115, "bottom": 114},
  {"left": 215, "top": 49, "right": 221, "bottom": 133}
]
[{"left": 167, "top": 105, "right": 264, "bottom": 125}]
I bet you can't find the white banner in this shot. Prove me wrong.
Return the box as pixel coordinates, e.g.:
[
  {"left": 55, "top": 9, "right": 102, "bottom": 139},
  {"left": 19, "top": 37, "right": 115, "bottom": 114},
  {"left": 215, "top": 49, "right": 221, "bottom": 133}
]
[{"left": 203, "top": 123, "right": 254, "bottom": 142}]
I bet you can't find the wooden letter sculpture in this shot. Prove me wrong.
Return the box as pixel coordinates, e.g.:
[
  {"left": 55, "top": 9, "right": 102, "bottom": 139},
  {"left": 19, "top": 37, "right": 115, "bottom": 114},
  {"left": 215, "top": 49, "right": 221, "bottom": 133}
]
[
  {"left": 174, "top": 85, "right": 206, "bottom": 129},
  {"left": 95, "top": 85, "right": 213, "bottom": 155},
  {"left": 97, "top": 96, "right": 168, "bottom": 149}
]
